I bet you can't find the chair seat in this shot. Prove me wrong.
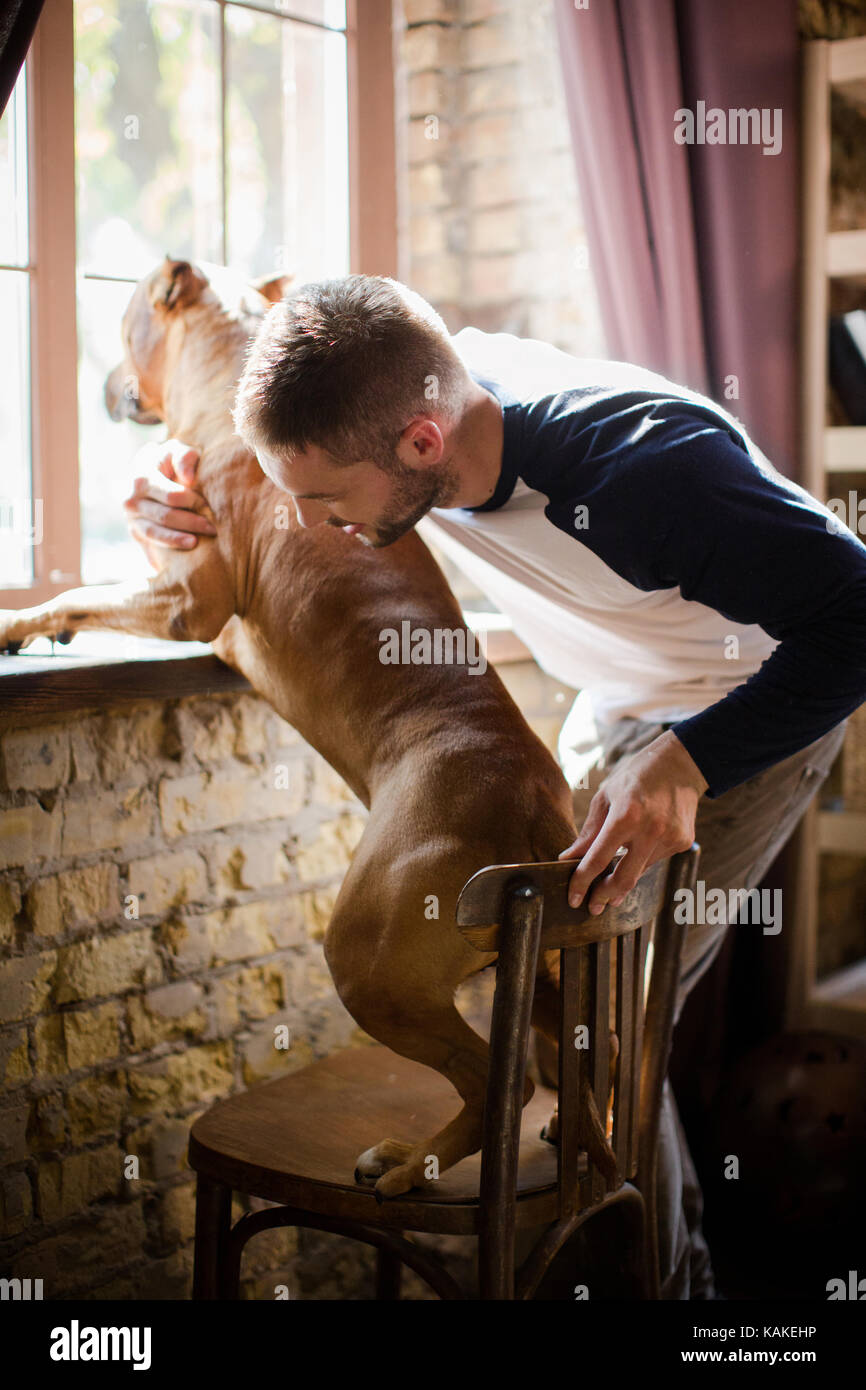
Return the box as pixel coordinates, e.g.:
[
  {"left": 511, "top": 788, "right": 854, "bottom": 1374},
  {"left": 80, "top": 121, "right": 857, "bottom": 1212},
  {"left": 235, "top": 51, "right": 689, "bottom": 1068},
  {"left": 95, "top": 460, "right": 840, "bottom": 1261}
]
[{"left": 189, "top": 1043, "right": 579, "bottom": 1235}]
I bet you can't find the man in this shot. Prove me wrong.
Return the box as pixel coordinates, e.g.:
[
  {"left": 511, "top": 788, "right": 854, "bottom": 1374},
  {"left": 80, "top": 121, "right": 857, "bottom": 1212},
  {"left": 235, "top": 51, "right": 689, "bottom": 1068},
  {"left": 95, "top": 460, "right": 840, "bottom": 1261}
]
[{"left": 124, "top": 275, "right": 866, "bottom": 1299}]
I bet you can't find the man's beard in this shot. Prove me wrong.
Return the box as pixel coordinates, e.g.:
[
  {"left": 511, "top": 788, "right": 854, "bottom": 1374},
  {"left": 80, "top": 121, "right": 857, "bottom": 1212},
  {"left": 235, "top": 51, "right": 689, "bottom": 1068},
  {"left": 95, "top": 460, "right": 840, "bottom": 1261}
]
[{"left": 328, "top": 452, "right": 460, "bottom": 548}]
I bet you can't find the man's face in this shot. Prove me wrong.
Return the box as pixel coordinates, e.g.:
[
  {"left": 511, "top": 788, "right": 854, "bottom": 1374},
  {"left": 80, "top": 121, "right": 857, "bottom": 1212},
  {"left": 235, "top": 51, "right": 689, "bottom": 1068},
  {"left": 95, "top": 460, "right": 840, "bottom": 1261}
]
[{"left": 256, "top": 437, "right": 458, "bottom": 548}]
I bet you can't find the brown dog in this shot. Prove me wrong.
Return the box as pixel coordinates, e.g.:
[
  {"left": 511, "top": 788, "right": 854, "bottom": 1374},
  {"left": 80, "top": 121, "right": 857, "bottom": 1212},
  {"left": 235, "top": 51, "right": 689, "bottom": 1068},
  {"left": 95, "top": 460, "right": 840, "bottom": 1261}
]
[{"left": 0, "top": 257, "right": 618, "bottom": 1197}]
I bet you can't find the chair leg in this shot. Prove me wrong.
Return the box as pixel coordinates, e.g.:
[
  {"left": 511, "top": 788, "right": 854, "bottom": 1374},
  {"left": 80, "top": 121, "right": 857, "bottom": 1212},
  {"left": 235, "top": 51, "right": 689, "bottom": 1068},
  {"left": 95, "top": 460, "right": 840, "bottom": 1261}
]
[
  {"left": 375, "top": 1244, "right": 403, "bottom": 1300},
  {"left": 193, "top": 1174, "right": 232, "bottom": 1300}
]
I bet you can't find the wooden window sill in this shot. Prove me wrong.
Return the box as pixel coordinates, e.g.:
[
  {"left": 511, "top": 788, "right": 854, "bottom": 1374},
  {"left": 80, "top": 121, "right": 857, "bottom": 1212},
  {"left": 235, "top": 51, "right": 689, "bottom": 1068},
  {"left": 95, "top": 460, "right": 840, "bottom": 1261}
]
[{"left": 0, "top": 622, "right": 533, "bottom": 718}]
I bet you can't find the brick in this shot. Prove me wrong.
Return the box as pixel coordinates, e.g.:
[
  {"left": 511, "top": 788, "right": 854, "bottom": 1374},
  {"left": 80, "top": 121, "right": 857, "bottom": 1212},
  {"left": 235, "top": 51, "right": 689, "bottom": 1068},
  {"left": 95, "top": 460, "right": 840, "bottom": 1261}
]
[
  {"left": 127, "top": 849, "right": 208, "bottom": 915},
  {"left": 233, "top": 695, "right": 300, "bottom": 758},
  {"left": 209, "top": 832, "right": 291, "bottom": 894},
  {"left": 408, "top": 114, "right": 453, "bottom": 164},
  {"left": 460, "top": 64, "right": 522, "bottom": 116},
  {"left": 31, "top": 1102, "right": 68, "bottom": 1161},
  {"left": 0, "top": 1171, "right": 32, "bottom": 1238},
  {"left": 171, "top": 697, "right": 238, "bottom": 764},
  {"left": 0, "top": 878, "right": 21, "bottom": 944},
  {"left": 293, "top": 815, "right": 366, "bottom": 884},
  {"left": 158, "top": 915, "right": 212, "bottom": 976},
  {"left": 298, "top": 884, "right": 340, "bottom": 941},
  {"left": 135, "top": 1248, "right": 193, "bottom": 1300},
  {"left": 158, "top": 762, "right": 304, "bottom": 838},
  {"left": 0, "top": 1102, "right": 30, "bottom": 1163},
  {"left": 468, "top": 205, "right": 521, "bottom": 255},
  {"left": 128, "top": 1042, "right": 233, "bottom": 1113},
  {"left": 310, "top": 758, "right": 362, "bottom": 811},
  {"left": 1, "top": 725, "right": 70, "bottom": 790},
  {"left": 125, "top": 1117, "right": 192, "bottom": 1181},
  {"left": 463, "top": 16, "right": 522, "bottom": 69},
  {"left": 213, "top": 965, "right": 287, "bottom": 1032},
  {"left": 402, "top": 24, "right": 459, "bottom": 72},
  {"left": 459, "top": 111, "right": 518, "bottom": 162},
  {"left": 0, "top": 1026, "right": 30, "bottom": 1086},
  {"left": 80, "top": 1273, "right": 138, "bottom": 1300},
  {"left": 55, "top": 930, "right": 160, "bottom": 1004},
  {"left": 463, "top": 0, "right": 509, "bottom": 19},
  {"left": 25, "top": 862, "right": 120, "bottom": 938},
  {"left": 241, "top": 1025, "right": 313, "bottom": 1086},
  {"left": 408, "top": 162, "right": 449, "bottom": 209},
  {"left": 407, "top": 69, "right": 454, "bottom": 118},
  {"left": 159, "top": 1182, "right": 197, "bottom": 1246},
  {"left": 466, "top": 159, "right": 522, "bottom": 208},
  {"left": 63, "top": 1003, "right": 122, "bottom": 1069},
  {"left": 62, "top": 786, "right": 156, "bottom": 857},
  {"left": 38, "top": 1145, "right": 122, "bottom": 1221},
  {"left": 0, "top": 950, "right": 57, "bottom": 1021},
  {"left": 13, "top": 1202, "right": 147, "bottom": 1287},
  {"left": 0, "top": 802, "right": 62, "bottom": 869},
  {"left": 34, "top": 1013, "right": 67, "bottom": 1077},
  {"left": 66, "top": 1070, "right": 128, "bottom": 1145},
  {"left": 403, "top": 0, "right": 459, "bottom": 23},
  {"left": 126, "top": 981, "right": 206, "bottom": 1050},
  {"left": 196, "top": 897, "right": 303, "bottom": 966},
  {"left": 410, "top": 209, "right": 449, "bottom": 258},
  {"left": 466, "top": 251, "right": 518, "bottom": 304},
  {"left": 408, "top": 255, "right": 461, "bottom": 306},
  {"left": 69, "top": 706, "right": 171, "bottom": 785}
]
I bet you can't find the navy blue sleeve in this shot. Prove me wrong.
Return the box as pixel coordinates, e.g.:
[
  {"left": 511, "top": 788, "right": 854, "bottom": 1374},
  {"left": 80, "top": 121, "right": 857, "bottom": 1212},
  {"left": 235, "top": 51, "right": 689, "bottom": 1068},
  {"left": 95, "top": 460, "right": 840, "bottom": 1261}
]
[{"left": 541, "top": 417, "right": 866, "bottom": 797}]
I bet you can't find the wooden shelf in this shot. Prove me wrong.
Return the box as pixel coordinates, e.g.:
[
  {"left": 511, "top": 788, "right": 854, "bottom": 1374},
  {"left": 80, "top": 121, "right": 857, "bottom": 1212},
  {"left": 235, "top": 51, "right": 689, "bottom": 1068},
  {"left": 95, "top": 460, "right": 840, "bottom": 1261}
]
[
  {"left": 825, "top": 427, "right": 866, "bottom": 471},
  {"left": 817, "top": 810, "right": 866, "bottom": 854},
  {"left": 812, "top": 956, "right": 866, "bottom": 1005},
  {"left": 827, "top": 229, "right": 866, "bottom": 278},
  {"left": 828, "top": 34, "right": 866, "bottom": 89},
  {"left": 792, "top": 38, "right": 866, "bottom": 1038},
  {"left": 806, "top": 959, "right": 866, "bottom": 1036}
]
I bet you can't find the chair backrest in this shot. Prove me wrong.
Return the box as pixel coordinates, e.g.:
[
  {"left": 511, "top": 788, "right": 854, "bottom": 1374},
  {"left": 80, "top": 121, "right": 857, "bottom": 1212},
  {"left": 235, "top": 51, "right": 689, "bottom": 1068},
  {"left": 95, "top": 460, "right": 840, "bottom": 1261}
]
[{"left": 455, "top": 844, "right": 699, "bottom": 1299}]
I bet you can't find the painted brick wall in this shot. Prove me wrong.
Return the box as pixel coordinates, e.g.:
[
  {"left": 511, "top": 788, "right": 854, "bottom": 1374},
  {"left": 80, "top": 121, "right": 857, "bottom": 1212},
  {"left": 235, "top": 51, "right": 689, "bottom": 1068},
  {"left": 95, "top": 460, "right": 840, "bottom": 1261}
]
[
  {"left": 0, "top": 691, "right": 372, "bottom": 1298},
  {"left": 396, "top": 0, "right": 605, "bottom": 355}
]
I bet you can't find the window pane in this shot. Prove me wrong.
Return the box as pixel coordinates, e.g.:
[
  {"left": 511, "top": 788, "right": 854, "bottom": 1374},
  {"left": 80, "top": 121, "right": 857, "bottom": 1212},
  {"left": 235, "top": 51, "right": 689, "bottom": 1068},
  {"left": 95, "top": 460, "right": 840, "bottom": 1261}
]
[
  {"left": 226, "top": 7, "right": 348, "bottom": 281},
  {"left": 77, "top": 276, "right": 156, "bottom": 586},
  {"left": 0, "top": 271, "right": 33, "bottom": 587},
  {"left": 74, "top": 0, "right": 222, "bottom": 277},
  {"left": 238, "top": 0, "right": 346, "bottom": 29},
  {"left": 0, "top": 67, "right": 29, "bottom": 268}
]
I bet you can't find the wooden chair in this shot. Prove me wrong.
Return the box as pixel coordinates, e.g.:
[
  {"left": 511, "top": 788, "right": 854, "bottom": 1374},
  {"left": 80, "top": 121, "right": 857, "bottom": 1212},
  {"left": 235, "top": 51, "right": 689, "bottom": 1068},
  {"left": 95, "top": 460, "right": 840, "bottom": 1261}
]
[{"left": 189, "top": 845, "right": 699, "bottom": 1300}]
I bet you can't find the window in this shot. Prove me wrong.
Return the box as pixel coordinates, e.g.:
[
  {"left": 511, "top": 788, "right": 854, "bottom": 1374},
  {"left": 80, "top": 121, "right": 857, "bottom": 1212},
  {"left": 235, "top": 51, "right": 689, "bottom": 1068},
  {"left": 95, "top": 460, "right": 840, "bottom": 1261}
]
[
  {"left": 0, "top": 68, "right": 34, "bottom": 590},
  {"left": 1, "top": 0, "right": 394, "bottom": 607}
]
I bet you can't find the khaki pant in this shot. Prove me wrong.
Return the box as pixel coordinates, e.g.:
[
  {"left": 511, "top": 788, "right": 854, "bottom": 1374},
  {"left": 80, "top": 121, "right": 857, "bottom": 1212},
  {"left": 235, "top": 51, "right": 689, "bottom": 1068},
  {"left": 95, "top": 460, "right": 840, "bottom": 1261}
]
[{"left": 557, "top": 702, "right": 848, "bottom": 1299}]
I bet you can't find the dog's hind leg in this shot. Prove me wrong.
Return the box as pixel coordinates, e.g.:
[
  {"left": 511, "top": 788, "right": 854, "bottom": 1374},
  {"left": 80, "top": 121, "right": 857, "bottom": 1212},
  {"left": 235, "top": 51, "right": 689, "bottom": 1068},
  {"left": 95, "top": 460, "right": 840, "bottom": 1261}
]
[{"left": 345, "top": 996, "right": 529, "bottom": 1200}]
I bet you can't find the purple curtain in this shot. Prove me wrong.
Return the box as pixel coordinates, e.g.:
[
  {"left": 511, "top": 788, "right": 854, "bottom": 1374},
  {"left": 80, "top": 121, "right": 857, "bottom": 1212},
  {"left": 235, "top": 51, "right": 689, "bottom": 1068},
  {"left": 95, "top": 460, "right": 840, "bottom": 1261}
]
[
  {"left": 554, "top": 0, "right": 800, "bottom": 479},
  {"left": 0, "top": 0, "right": 44, "bottom": 117}
]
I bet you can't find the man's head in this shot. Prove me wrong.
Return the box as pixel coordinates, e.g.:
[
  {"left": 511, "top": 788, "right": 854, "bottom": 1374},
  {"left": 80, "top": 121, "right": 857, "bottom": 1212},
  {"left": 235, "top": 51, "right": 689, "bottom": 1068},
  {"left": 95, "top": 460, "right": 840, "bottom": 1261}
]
[{"left": 232, "top": 275, "right": 472, "bottom": 546}]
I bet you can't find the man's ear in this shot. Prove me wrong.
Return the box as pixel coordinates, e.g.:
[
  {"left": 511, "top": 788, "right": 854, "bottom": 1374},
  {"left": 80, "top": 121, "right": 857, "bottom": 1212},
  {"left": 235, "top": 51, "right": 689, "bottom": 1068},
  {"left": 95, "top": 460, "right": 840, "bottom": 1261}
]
[
  {"left": 151, "top": 258, "right": 209, "bottom": 311},
  {"left": 250, "top": 272, "right": 294, "bottom": 305}
]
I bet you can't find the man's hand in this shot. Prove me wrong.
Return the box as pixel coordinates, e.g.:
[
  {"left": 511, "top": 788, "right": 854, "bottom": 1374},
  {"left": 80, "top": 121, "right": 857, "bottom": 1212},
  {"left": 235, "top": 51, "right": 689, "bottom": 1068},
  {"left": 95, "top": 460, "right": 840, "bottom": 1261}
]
[
  {"left": 123, "top": 439, "right": 216, "bottom": 565},
  {"left": 559, "top": 729, "right": 707, "bottom": 914}
]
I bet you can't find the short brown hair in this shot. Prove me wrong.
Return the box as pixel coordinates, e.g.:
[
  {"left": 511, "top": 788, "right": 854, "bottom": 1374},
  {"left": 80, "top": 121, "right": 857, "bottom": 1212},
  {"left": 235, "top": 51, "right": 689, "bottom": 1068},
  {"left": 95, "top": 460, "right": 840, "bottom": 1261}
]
[{"left": 232, "top": 275, "right": 469, "bottom": 465}]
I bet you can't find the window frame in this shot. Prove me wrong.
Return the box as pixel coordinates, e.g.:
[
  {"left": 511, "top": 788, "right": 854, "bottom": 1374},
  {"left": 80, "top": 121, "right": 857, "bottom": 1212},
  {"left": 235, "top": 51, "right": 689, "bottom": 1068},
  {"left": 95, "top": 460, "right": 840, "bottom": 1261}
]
[{"left": 1, "top": 0, "right": 397, "bottom": 611}]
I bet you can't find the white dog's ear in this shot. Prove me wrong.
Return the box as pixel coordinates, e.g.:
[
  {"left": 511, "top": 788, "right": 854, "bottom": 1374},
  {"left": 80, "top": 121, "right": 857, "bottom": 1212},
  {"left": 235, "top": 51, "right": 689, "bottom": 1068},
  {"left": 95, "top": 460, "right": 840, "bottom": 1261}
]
[
  {"left": 151, "top": 258, "right": 209, "bottom": 311},
  {"left": 251, "top": 272, "right": 294, "bottom": 304}
]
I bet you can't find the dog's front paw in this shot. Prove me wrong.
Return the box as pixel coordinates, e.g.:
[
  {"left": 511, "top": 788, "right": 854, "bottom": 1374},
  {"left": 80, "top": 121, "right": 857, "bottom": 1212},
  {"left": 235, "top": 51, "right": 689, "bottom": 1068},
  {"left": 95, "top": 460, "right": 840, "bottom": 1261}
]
[
  {"left": 0, "top": 611, "right": 38, "bottom": 655},
  {"left": 0, "top": 610, "right": 75, "bottom": 654}
]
